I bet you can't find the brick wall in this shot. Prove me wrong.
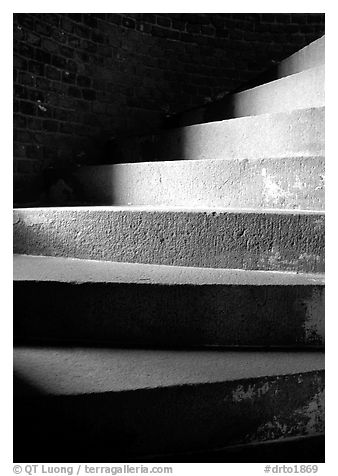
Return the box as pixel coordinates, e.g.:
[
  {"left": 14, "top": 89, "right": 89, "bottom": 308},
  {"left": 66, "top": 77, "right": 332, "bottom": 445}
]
[{"left": 13, "top": 13, "right": 325, "bottom": 203}]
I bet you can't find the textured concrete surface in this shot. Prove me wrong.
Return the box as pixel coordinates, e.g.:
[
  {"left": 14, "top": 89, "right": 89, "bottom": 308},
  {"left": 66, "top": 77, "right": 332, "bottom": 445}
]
[
  {"left": 106, "top": 107, "right": 324, "bottom": 164},
  {"left": 14, "top": 347, "right": 324, "bottom": 458},
  {"left": 178, "top": 66, "right": 324, "bottom": 126},
  {"left": 13, "top": 255, "right": 325, "bottom": 285},
  {"left": 14, "top": 255, "right": 325, "bottom": 347},
  {"left": 13, "top": 207, "right": 325, "bottom": 273},
  {"left": 74, "top": 155, "right": 324, "bottom": 210},
  {"left": 13, "top": 347, "right": 324, "bottom": 394}
]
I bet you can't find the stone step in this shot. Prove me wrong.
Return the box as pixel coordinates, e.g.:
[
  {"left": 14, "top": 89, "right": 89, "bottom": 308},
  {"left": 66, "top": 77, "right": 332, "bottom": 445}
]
[
  {"left": 105, "top": 106, "right": 324, "bottom": 164},
  {"left": 14, "top": 346, "right": 324, "bottom": 460},
  {"left": 232, "top": 36, "right": 325, "bottom": 92},
  {"left": 14, "top": 255, "right": 324, "bottom": 348},
  {"left": 276, "top": 35, "right": 324, "bottom": 77},
  {"left": 178, "top": 65, "right": 324, "bottom": 127},
  {"left": 73, "top": 155, "right": 324, "bottom": 210},
  {"left": 13, "top": 207, "right": 324, "bottom": 273}
]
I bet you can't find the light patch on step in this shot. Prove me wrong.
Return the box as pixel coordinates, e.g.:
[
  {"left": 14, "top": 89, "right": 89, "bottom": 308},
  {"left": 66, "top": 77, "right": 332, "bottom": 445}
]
[
  {"left": 261, "top": 168, "right": 291, "bottom": 205},
  {"left": 301, "top": 389, "right": 325, "bottom": 434},
  {"left": 293, "top": 177, "right": 305, "bottom": 190},
  {"left": 232, "top": 381, "right": 271, "bottom": 404},
  {"left": 14, "top": 212, "right": 52, "bottom": 226},
  {"left": 315, "top": 174, "right": 325, "bottom": 191},
  {"left": 302, "top": 288, "right": 325, "bottom": 344},
  {"left": 232, "top": 384, "right": 257, "bottom": 402}
]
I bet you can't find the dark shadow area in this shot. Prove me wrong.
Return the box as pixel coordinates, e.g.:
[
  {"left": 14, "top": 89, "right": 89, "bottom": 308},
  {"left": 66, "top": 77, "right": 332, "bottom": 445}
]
[
  {"left": 14, "top": 371, "right": 324, "bottom": 463},
  {"left": 14, "top": 281, "right": 324, "bottom": 348}
]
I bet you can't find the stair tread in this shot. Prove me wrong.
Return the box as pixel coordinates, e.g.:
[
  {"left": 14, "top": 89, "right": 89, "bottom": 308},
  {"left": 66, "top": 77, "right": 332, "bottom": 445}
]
[
  {"left": 14, "top": 205, "right": 324, "bottom": 214},
  {"left": 14, "top": 254, "right": 325, "bottom": 285},
  {"left": 80, "top": 153, "right": 325, "bottom": 168},
  {"left": 14, "top": 346, "right": 324, "bottom": 395}
]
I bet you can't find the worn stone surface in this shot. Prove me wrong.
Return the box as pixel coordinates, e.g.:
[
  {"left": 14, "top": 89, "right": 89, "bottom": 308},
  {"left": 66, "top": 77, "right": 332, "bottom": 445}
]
[
  {"left": 108, "top": 107, "right": 324, "bottom": 164},
  {"left": 277, "top": 36, "right": 324, "bottom": 78},
  {"left": 178, "top": 65, "right": 324, "bottom": 126},
  {"left": 13, "top": 207, "right": 325, "bottom": 273},
  {"left": 13, "top": 255, "right": 325, "bottom": 286},
  {"left": 14, "top": 255, "right": 325, "bottom": 347},
  {"left": 14, "top": 347, "right": 324, "bottom": 458},
  {"left": 74, "top": 155, "right": 325, "bottom": 210}
]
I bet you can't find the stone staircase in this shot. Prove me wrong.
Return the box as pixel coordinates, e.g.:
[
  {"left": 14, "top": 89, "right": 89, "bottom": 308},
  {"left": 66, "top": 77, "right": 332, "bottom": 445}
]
[{"left": 13, "top": 36, "right": 325, "bottom": 462}]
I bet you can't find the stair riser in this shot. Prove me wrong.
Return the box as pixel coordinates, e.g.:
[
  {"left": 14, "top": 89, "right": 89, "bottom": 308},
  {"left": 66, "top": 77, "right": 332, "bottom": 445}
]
[
  {"left": 179, "top": 66, "right": 324, "bottom": 126},
  {"left": 13, "top": 208, "right": 325, "bottom": 272},
  {"left": 110, "top": 107, "right": 324, "bottom": 163},
  {"left": 14, "top": 281, "right": 324, "bottom": 347},
  {"left": 14, "top": 370, "right": 324, "bottom": 459},
  {"left": 75, "top": 156, "right": 324, "bottom": 210}
]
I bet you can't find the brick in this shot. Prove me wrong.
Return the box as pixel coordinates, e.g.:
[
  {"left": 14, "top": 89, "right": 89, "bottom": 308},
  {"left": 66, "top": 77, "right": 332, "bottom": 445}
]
[
  {"left": 61, "top": 17, "right": 74, "bottom": 33},
  {"left": 82, "top": 89, "right": 96, "bottom": 100},
  {"left": 14, "top": 84, "right": 28, "bottom": 99},
  {"left": 25, "top": 145, "right": 42, "bottom": 159},
  {"left": 68, "top": 13, "right": 83, "bottom": 23},
  {"left": 14, "top": 129, "right": 31, "bottom": 143},
  {"left": 261, "top": 14, "right": 276, "bottom": 23},
  {"left": 19, "top": 101, "right": 36, "bottom": 116},
  {"left": 28, "top": 61, "right": 45, "bottom": 76},
  {"left": 17, "top": 158, "right": 40, "bottom": 174},
  {"left": 92, "top": 102, "right": 106, "bottom": 114},
  {"left": 60, "top": 123, "right": 73, "bottom": 134},
  {"left": 43, "top": 120, "right": 59, "bottom": 132},
  {"left": 26, "top": 118, "right": 42, "bottom": 130},
  {"left": 187, "top": 23, "right": 201, "bottom": 34},
  {"left": 35, "top": 77, "right": 50, "bottom": 90},
  {"left": 13, "top": 114, "right": 27, "bottom": 129},
  {"left": 62, "top": 71, "right": 76, "bottom": 83},
  {"left": 13, "top": 24, "right": 26, "bottom": 41},
  {"left": 201, "top": 25, "right": 215, "bottom": 36},
  {"left": 26, "top": 32, "right": 41, "bottom": 46},
  {"left": 26, "top": 89, "right": 45, "bottom": 102},
  {"left": 142, "top": 14, "right": 156, "bottom": 24},
  {"left": 77, "top": 75, "right": 91, "bottom": 87},
  {"left": 46, "top": 66, "right": 61, "bottom": 81},
  {"left": 13, "top": 142, "right": 26, "bottom": 158},
  {"left": 81, "top": 41, "right": 97, "bottom": 54},
  {"left": 307, "top": 14, "right": 324, "bottom": 24},
  {"left": 68, "top": 86, "right": 82, "bottom": 98},
  {"left": 51, "top": 55, "right": 68, "bottom": 70},
  {"left": 83, "top": 14, "right": 98, "bottom": 28},
  {"left": 35, "top": 21, "right": 53, "bottom": 36},
  {"left": 43, "top": 14, "right": 60, "bottom": 27},
  {"left": 15, "top": 42, "right": 34, "bottom": 59},
  {"left": 157, "top": 16, "right": 171, "bottom": 28},
  {"left": 73, "top": 24, "right": 90, "bottom": 39},
  {"left": 14, "top": 14, "right": 34, "bottom": 30},
  {"left": 13, "top": 56, "right": 27, "bottom": 71},
  {"left": 35, "top": 49, "right": 51, "bottom": 63}
]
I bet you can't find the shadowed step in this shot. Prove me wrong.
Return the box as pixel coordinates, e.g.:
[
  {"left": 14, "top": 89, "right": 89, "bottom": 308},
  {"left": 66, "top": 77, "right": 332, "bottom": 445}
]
[
  {"left": 178, "top": 65, "right": 324, "bottom": 126},
  {"left": 14, "top": 255, "right": 324, "bottom": 348},
  {"left": 105, "top": 107, "right": 324, "bottom": 164},
  {"left": 14, "top": 347, "right": 324, "bottom": 459}
]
